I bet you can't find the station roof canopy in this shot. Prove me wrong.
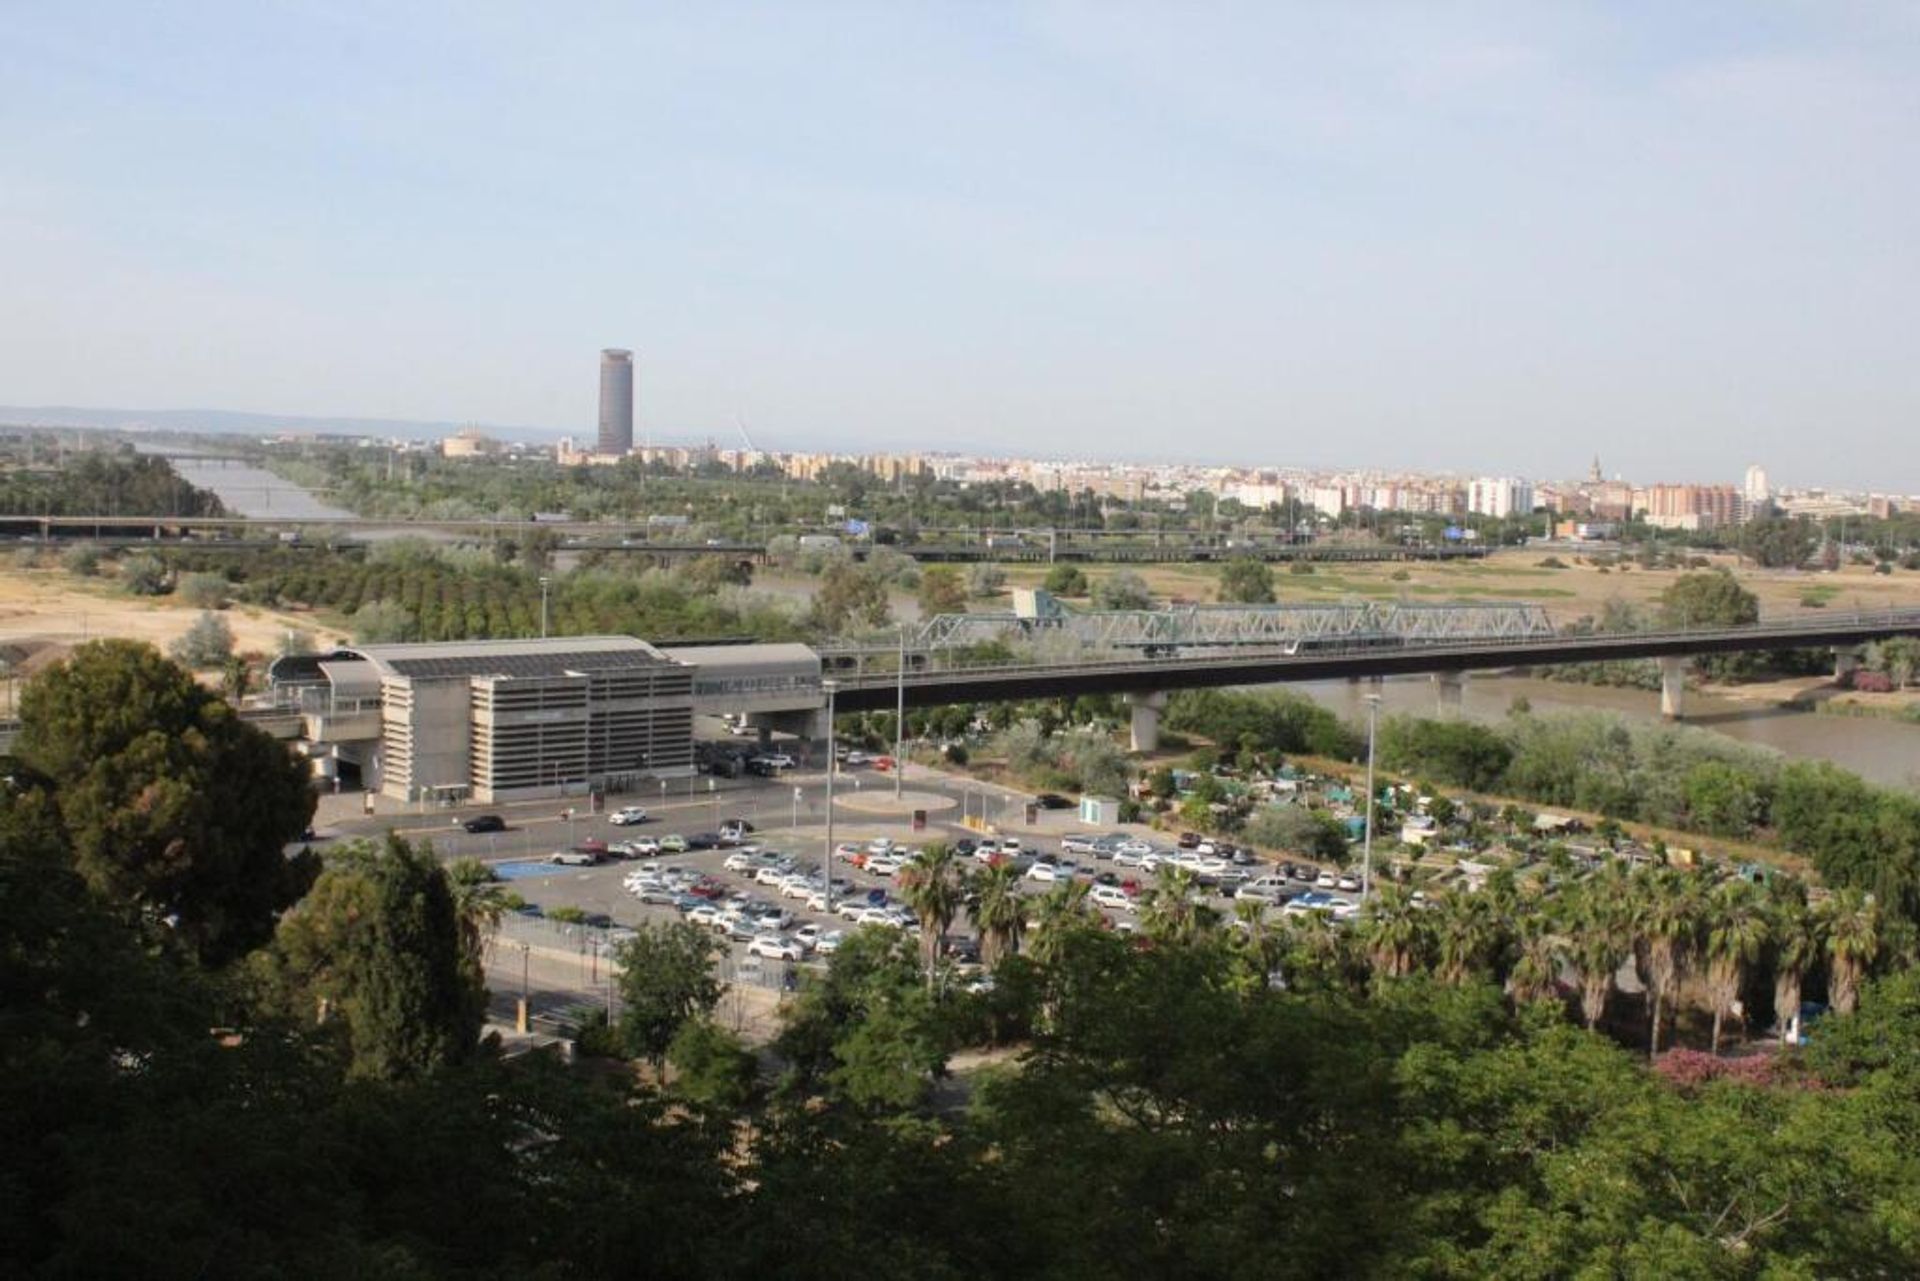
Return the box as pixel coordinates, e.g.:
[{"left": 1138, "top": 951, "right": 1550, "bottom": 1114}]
[{"left": 348, "top": 635, "right": 679, "bottom": 681}]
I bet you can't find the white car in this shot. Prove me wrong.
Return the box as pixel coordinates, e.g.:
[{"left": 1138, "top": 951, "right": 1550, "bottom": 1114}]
[
  {"left": 609, "top": 806, "right": 649, "bottom": 826},
  {"left": 850, "top": 906, "right": 899, "bottom": 928},
  {"left": 1315, "top": 870, "right": 1338, "bottom": 889},
  {"left": 843, "top": 750, "right": 871, "bottom": 766},
  {"left": 866, "top": 853, "right": 906, "bottom": 877},
  {"left": 755, "top": 866, "right": 790, "bottom": 887},
  {"left": 814, "top": 929, "right": 846, "bottom": 955},
  {"left": 1090, "top": 884, "right": 1136, "bottom": 912},
  {"left": 615, "top": 838, "right": 661, "bottom": 858},
  {"left": 686, "top": 904, "right": 726, "bottom": 929},
  {"left": 780, "top": 878, "right": 818, "bottom": 901},
  {"left": 1025, "top": 860, "right": 1076, "bottom": 884},
  {"left": 1335, "top": 874, "right": 1362, "bottom": 893},
  {"left": 865, "top": 837, "right": 897, "bottom": 855},
  {"left": 759, "top": 752, "right": 796, "bottom": 769},
  {"left": 548, "top": 849, "right": 598, "bottom": 866},
  {"left": 722, "top": 851, "right": 758, "bottom": 873},
  {"left": 837, "top": 899, "right": 876, "bottom": 921},
  {"left": 792, "top": 924, "right": 826, "bottom": 952}
]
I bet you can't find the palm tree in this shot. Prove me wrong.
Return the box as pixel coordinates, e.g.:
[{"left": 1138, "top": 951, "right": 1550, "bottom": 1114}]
[
  {"left": 1431, "top": 890, "right": 1497, "bottom": 985},
  {"left": 1362, "top": 882, "right": 1428, "bottom": 979},
  {"left": 969, "top": 861, "right": 1026, "bottom": 969},
  {"left": 1767, "top": 881, "right": 1823, "bottom": 1039},
  {"left": 1564, "top": 879, "right": 1630, "bottom": 1032},
  {"left": 445, "top": 856, "right": 507, "bottom": 978},
  {"left": 1028, "top": 880, "right": 1096, "bottom": 969},
  {"left": 1703, "top": 880, "right": 1769, "bottom": 1055},
  {"left": 897, "top": 843, "right": 965, "bottom": 981},
  {"left": 1506, "top": 912, "right": 1563, "bottom": 1007},
  {"left": 1635, "top": 867, "right": 1702, "bottom": 1058},
  {"left": 1820, "top": 888, "right": 1882, "bottom": 1016},
  {"left": 1229, "top": 899, "right": 1280, "bottom": 990},
  {"left": 1138, "top": 866, "right": 1204, "bottom": 946}
]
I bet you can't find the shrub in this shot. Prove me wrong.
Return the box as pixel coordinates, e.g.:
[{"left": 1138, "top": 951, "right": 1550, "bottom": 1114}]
[
  {"left": 118, "top": 552, "right": 169, "bottom": 596},
  {"left": 170, "top": 611, "right": 235, "bottom": 669},
  {"left": 61, "top": 543, "right": 103, "bottom": 577},
  {"left": 178, "top": 571, "right": 229, "bottom": 610}
]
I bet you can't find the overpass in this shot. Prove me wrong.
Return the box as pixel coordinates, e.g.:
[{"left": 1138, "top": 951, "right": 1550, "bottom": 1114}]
[
  {"left": 820, "top": 609, "right": 1920, "bottom": 748},
  {"left": 0, "top": 513, "right": 1491, "bottom": 565}
]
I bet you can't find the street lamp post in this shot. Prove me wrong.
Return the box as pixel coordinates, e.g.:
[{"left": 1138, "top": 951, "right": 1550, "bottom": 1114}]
[
  {"left": 894, "top": 624, "right": 907, "bottom": 799},
  {"left": 822, "top": 679, "right": 838, "bottom": 917},
  {"left": 538, "top": 576, "right": 551, "bottom": 639},
  {"left": 1361, "top": 693, "right": 1382, "bottom": 904}
]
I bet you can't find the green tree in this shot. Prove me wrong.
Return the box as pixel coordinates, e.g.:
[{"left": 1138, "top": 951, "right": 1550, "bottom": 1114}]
[
  {"left": 811, "top": 561, "right": 892, "bottom": 634},
  {"left": 1659, "top": 568, "right": 1759, "bottom": 630},
  {"left": 15, "top": 639, "right": 316, "bottom": 965},
  {"left": 351, "top": 598, "right": 415, "bottom": 642},
  {"left": 169, "top": 610, "right": 235, "bottom": 669},
  {"left": 1216, "top": 556, "right": 1275, "bottom": 604},
  {"left": 1430, "top": 889, "right": 1500, "bottom": 985},
  {"left": 1043, "top": 563, "right": 1088, "bottom": 596},
  {"left": 259, "top": 834, "right": 483, "bottom": 1079},
  {"left": 613, "top": 920, "right": 722, "bottom": 1068},
  {"left": 1091, "top": 569, "right": 1154, "bottom": 611},
  {"left": 668, "top": 1016, "right": 758, "bottom": 1109},
  {"left": 915, "top": 565, "right": 968, "bottom": 616}
]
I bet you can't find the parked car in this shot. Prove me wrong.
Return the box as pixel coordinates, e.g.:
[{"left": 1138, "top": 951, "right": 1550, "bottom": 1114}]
[
  {"left": 463, "top": 814, "right": 506, "bottom": 834},
  {"left": 1034, "top": 792, "right": 1075, "bottom": 810},
  {"left": 814, "top": 929, "right": 846, "bottom": 955},
  {"left": 1177, "top": 831, "right": 1203, "bottom": 849},
  {"left": 1059, "top": 833, "right": 1101, "bottom": 855},
  {"left": 747, "top": 935, "right": 804, "bottom": 962},
  {"left": 1335, "top": 874, "right": 1361, "bottom": 893},
  {"left": 549, "top": 849, "right": 600, "bottom": 866},
  {"left": 687, "top": 832, "right": 723, "bottom": 851},
  {"left": 634, "top": 885, "right": 680, "bottom": 906},
  {"left": 759, "top": 752, "right": 796, "bottom": 769},
  {"left": 719, "top": 819, "right": 756, "bottom": 840},
  {"left": 1090, "top": 884, "right": 1136, "bottom": 912},
  {"left": 660, "top": 834, "right": 690, "bottom": 853},
  {"left": 613, "top": 837, "right": 661, "bottom": 858},
  {"left": 575, "top": 838, "right": 609, "bottom": 856},
  {"left": 609, "top": 806, "right": 649, "bottom": 826}
]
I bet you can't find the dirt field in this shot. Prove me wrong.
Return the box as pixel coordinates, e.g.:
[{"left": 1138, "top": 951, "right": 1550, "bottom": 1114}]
[
  {"left": 1002, "top": 548, "right": 1920, "bottom": 624},
  {"left": 0, "top": 566, "right": 350, "bottom": 713}
]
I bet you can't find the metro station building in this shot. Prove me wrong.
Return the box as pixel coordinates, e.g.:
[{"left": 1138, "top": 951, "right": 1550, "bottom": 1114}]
[{"left": 268, "top": 636, "right": 824, "bottom": 804}]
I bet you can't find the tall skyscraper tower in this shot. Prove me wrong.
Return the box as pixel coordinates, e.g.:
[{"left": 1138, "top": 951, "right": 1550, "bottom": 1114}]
[
  {"left": 597, "top": 348, "right": 634, "bottom": 455},
  {"left": 1743, "top": 463, "right": 1771, "bottom": 505}
]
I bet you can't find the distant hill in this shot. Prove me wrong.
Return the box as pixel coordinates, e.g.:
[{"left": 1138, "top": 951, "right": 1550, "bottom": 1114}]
[{"left": 0, "top": 404, "right": 567, "bottom": 444}]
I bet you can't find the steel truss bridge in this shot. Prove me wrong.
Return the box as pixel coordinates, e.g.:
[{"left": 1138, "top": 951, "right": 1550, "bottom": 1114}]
[
  {"left": 819, "top": 609, "right": 1920, "bottom": 713},
  {"left": 909, "top": 601, "right": 1556, "bottom": 654}
]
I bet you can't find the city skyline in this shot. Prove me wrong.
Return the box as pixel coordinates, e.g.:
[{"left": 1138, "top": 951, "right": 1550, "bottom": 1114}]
[{"left": 4, "top": 5, "right": 1920, "bottom": 489}]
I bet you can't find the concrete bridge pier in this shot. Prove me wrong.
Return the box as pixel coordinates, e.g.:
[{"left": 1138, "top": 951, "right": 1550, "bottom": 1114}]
[
  {"left": 1659, "top": 656, "right": 1688, "bottom": 720},
  {"left": 1128, "top": 691, "right": 1168, "bottom": 753},
  {"left": 1834, "top": 648, "right": 1862, "bottom": 683},
  {"left": 1432, "top": 671, "right": 1465, "bottom": 715}
]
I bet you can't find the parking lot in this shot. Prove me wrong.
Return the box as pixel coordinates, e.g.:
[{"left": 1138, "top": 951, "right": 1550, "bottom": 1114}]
[{"left": 312, "top": 752, "right": 1359, "bottom": 1019}]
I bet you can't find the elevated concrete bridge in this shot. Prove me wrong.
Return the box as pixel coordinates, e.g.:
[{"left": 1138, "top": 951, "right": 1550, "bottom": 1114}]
[{"left": 822, "top": 609, "right": 1920, "bottom": 748}]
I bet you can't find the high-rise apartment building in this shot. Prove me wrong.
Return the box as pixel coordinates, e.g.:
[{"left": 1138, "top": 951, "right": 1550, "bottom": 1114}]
[
  {"left": 1468, "top": 477, "right": 1534, "bottom": 519},
  {"left": 1744, "top": 464, "right": 1771, "bottom": 506},
  {"left": 597, "top": 348, "right": 634, "bottom": 455}
]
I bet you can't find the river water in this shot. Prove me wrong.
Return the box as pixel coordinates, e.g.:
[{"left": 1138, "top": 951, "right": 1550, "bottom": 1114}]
[
  {"left": 1293, "top": 673, "right": 1920, "bottom": 792},
  {"left": 167, "top": 458, "right": 355, "bottom": 521}
]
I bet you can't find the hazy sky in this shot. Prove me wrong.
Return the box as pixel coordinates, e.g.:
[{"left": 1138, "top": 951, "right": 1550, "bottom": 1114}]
[{"left": 4, "top": 3, "right": 1918, "bottom": 489}]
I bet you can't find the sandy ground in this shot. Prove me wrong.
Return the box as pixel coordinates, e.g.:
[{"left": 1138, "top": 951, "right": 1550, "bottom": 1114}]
[{"left": 0, "top": 567, "right": 351, "bottom": 711}]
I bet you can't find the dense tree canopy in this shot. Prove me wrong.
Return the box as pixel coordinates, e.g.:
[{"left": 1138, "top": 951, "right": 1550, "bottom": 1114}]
[{"left": 14, "top": 639, "right": 316, "bottom": 965}]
